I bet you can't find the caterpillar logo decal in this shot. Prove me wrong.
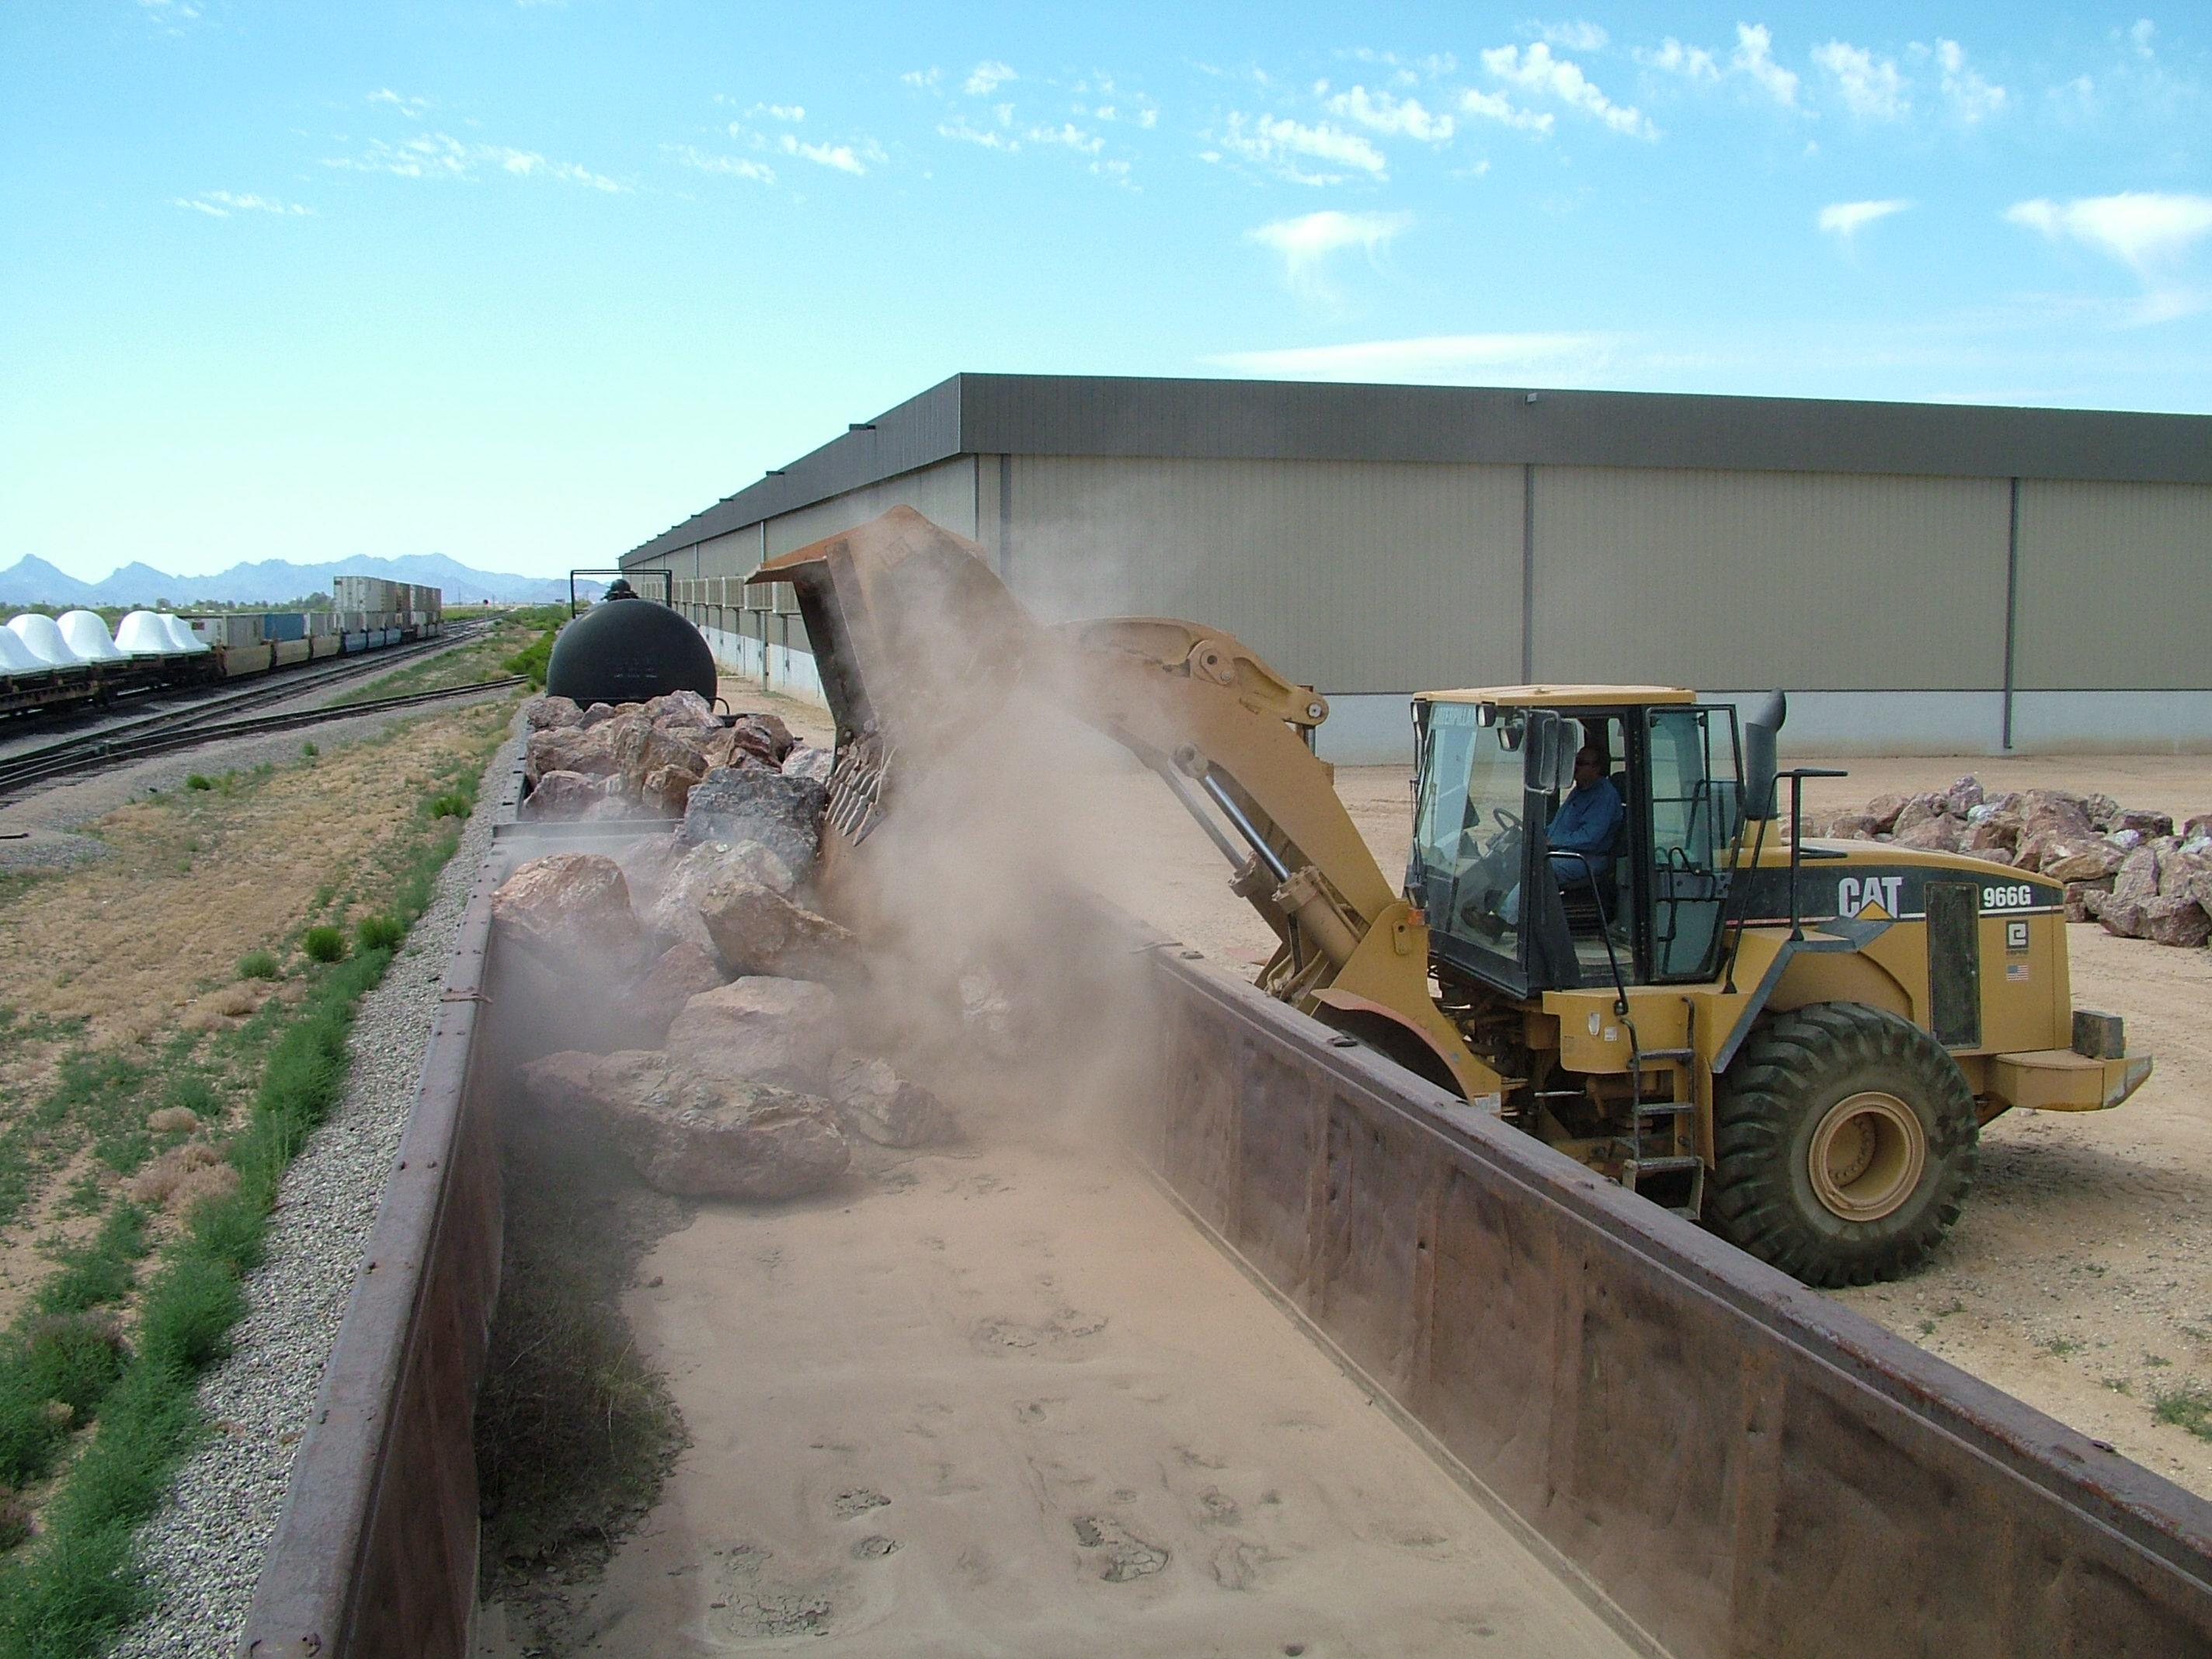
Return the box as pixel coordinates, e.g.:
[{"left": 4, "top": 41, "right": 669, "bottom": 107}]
[{"left": 1838, "top": 875, "right": 1904, "bottom": 917}]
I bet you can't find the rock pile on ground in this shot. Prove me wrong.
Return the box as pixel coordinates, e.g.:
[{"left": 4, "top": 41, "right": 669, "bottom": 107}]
[
  {"left": 1796, "top": 776, "right": 2212, "bottom": 948},
  {"left": 519, "top": 690, "right": 832, "bottom": 823},
  {"left": 494, "top": 753, "right": 958, "bottom": 1198}
]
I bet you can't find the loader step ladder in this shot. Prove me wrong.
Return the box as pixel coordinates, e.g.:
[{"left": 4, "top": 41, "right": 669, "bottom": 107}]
[{"left": 1624, "top": 1035, "right": 1705, "bottom": 1221}]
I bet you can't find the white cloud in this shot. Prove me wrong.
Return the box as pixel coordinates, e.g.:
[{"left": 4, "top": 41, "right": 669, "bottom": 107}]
[
  {"left": 174, "top": 190, "right": 315, "bottom": 217},
  {"left": 939, "top": 120, "right": 1018, "bottom": 152},
  {"left": 1817, "top": 199, "right": 1911, "bottom": 240},
  {"left": 367, "top": 89, "right": 429, "bottom": 118},
  {"left": 750, "top": 103, "right": 805, "bottom": 122},
  {"left": 1026, "top": 122, "right": 1104, "bottom": 155},
  {"left": 1247, "top": 208, "right": 1413, "bottom": 294},
  {"left": 1813, "top": 40, "right": 1908, "bottom": 120},
  {"left": 772, "top": 132, "right": 884, "bottom": 175},
  {"left": 666, "top": 144, "right": 776, "bottom": 183},
  {"left": 1640, "top": 39, "right": 1719, "bottom": 81},
  {"left": 2127, "top": 18, "right": 2156, "bottom": 60},
  {"left": 1479, "top": 43, "right": 1655, "bottom": 137},
  {"left": 1219, "top": 113, "right": 1388, "bottom": 183},
  {"left": 2005, "top": 193, "right": 2212, "bottom": 271},
  {"left": 1205, "top": 332, "right": 1610, "bottom": 379},
  {"left": 1458, "top": 87, "right": 1553, "bottom": 134},
  {"left": 902, "top": 68, "right": 941, "bottom": 92},
  {"left": 1933, "top": 39, "right": 2005, "bottom": 123},
  {"left": 1536, "top": 21, "right": 1609, "bottom": 53},
  {"left": 1732, "top": 24, "right": 1800, "bottom": 106},
  {"left": 322, "top": 132, "right": 624, "bottom": 190},
  {"left": 964, "top": 60, "right": 1016, "bottom": 97},
  {"left": 1320, "top": 83, "right": 1455, "bottom": 142}
]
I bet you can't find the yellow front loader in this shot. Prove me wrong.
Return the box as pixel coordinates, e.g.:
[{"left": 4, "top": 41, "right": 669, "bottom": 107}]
[{"left": 751, "top": 507, "right": 2151, "bottom": 1286}]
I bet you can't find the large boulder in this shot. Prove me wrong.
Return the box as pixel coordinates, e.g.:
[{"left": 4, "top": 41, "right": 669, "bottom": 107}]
[
  {"left": 1892, "top": 810, "right": 1963, "bottom": 852},
  {"left": 2064, "top": 880, "right": 2113, "bottom": 923},
  {"left": 2143, "top": 896, "right": 2212, "bottom": 948},
  {"left": 578, "top": 701, "right": 618, "bottom": 729},
  {"left": 525, "top": 723, "right": 623, "bottom": 784},
  {"left": 1862, "top": 793, "right": 1911, "bottom": 835},
  {"left": 520, "top": 1049, "right": 847, "bottom": 1199},
  {"left": 492, "top": 854, "right": 641, "bottom": 969},
  {"left": 639, "top": 839, "right": 798, "bottom": 955},
  {"left": 2014, "top": 791, "right": 2099, "bottom": 873},
  {"left": 642, "top": 762, "right": 706, "bottom": 816},
  {"left": 781, "top": 743, "right": 836, "bottom": 784},
  {"left": 1825, "top": 809, "right": 1883, "bottom": 843},
  {"left": 828, "top": 1052, "right": 958, "bottom": 1147},
  {"left": 613, "top": 833, "right": 688, "bottom": 913},
  {"left": 719, "top": 713, "right": 797, "bottom": 767},
  {"left": 699, "top": 881, "right": 857, "bottom": 981},
  {"left": 523, "top": 694, "right": 583, "bottom": 732},
  {"left": 644, "top": 689, "right": 722, "bottom": 732},
  {"left": 2082, "top": 793, "right": 2123, "bottom": 832},
  {"left": 624, "top": 941, "right": 728, "bottom": 1041},
  {"left": 2159, "top": 843, "right": 2212, "bottom": 912},
  {"left": 666, "top": 977, "right": 840, "bottom": 1091},
  {"left": 2116, "top": 807, "right": 2175, "bottom": 839},
  {"left": 527, "top": 770, "right": 607, "bottom": 820},
  {"left": 1942, "top": 775, "right": 1986, "bottom": 818},
  {"left": 2040, "top": 836, "right": 2130, "bottom": 883},
  {"left": 681, "top": 767, "right": 828, "bottom": 871},
  {"left": 2099, "top": 842, "right": 2166, "bottom": 938}
]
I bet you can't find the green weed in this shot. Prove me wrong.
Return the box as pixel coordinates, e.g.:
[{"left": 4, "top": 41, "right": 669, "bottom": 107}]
[
  {"left": 426, "top": 791, "right": 471, "bottom": 820},
  {"left": 356, "top": 915, "right": 405, "bottom": 952},
  {"left": 300, "top": 741, "right": 318, "bottom": 758},
  {"left": 235, "top": 950, "right": 280, "bottom": 982},
  {"left": 183, "top": 776, "right": 213, "bottom": 792},
  {"left": 2154, "top": 1383, "right": 2212, "bottom": 1440},
  {"left": 301, "top": 926, "right": 346, "bottom": 965}
]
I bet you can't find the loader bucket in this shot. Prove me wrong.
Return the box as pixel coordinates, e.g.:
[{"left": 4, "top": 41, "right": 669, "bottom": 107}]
[
  {"left": 748, "top": 506, "right": 1042, "bottom": 756},
  {"left": 747, "top": 507, "right": 1052, "bottom": 858}
]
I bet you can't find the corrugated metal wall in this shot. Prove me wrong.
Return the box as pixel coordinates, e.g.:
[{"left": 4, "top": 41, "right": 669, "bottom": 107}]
[
  {"left": 1007, "top": 455, "right": 1525, "bottom": 694},
  {"left": 763, "top": 457, "right": 979, "bottom": 558},
  {"left": 2014, "top": 479, "right": 2212, "bottom": 690},
  {"left": 1531, "top": 467, "right": 2010, "bottom": 690}
]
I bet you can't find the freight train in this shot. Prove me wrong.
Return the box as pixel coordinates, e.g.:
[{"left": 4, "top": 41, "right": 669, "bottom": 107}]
[{"left": 2, "top": 579, "right": 443, "bottom": 720}]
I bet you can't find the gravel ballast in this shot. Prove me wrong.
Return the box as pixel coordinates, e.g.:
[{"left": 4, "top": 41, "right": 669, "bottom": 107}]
[{"left": 106, "top": 732, "right": 519, "bottom": 1658}]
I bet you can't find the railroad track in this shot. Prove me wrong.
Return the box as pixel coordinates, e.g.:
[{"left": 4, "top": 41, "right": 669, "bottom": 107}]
[
  {"left": 0, "top": 674, "right": 527, "bottom": 800},
  {"left": 0, "top": 624, "right": 488, "bottom": 758}
]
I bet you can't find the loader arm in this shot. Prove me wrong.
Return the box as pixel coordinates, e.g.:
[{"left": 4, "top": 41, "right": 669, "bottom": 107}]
[{"left": 750, "top": 506, "right": 1502, "bottom": 1103}]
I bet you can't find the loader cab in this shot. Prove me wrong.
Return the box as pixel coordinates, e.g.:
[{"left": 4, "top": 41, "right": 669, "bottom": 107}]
[{"left": 1408, "top": 687, "right": 1746, "bottom": 1000}]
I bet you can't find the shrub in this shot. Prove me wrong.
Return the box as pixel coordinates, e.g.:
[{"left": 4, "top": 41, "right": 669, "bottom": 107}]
[
  {"left": 301, "top": 926, "right": 346, "bottom": 965},
  {"left": 236, "top": 949, "right": 280, "bottom": 981},
  {"left": 426, "top": 791, "right": 471, "bottom": 820},
  {"left": 356, "top": 914, "right": 405, "bottom": 952},
  {"left": 183, "top": 775, "right": 214, "bottom": 792},
  {"left": 503, "top": 626, "right": 557, "bottom": 688},
  {"left": 301, "top": 740, "right": 318, "bottom": 757}
]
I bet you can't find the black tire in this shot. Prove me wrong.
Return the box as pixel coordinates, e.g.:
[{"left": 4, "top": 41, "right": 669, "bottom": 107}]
[{"left": 1709, "top": 1003, "right": 1977, "bottom": 1287}]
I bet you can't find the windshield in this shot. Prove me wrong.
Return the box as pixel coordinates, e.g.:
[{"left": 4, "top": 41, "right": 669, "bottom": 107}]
[{"left": 1413, "top": 703, "right": 1531, "bottom": 968}]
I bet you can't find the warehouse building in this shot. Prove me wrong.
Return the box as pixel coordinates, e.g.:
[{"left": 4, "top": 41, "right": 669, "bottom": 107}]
[{"left": 619, "top": 374, "right": 2212, "bottom": 763}]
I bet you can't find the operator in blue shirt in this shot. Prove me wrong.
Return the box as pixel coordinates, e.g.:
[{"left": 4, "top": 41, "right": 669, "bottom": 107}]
[{"left": 1499, "top": 739, "right": 1625, "bottom": 927}]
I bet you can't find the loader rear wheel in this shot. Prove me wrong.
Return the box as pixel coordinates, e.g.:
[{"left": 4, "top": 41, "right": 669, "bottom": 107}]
[{"left": 1709, "top": 1003, "right": 1977, "bottom": 1287}]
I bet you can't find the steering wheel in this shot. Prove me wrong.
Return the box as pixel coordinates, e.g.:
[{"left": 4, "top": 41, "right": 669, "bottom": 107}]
[{"left": 1490, "top": 808, "right": 1522, "bottom": 836}]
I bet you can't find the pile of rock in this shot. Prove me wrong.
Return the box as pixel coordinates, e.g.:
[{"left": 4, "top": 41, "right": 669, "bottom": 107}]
[
  {"left": 489, "top": 766, "right": 955, "bottom": 1201},
  {"left": 519, "top": 689, "right": 833, "bottom": 820},
  {"left": 1796, "top": 777, "right": 2212, "bottom": 948}
]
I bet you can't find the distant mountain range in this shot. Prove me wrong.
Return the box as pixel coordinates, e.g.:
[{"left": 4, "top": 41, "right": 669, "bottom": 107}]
[{"left": 0, "top": 552, "right": 603, "bottom": 607}]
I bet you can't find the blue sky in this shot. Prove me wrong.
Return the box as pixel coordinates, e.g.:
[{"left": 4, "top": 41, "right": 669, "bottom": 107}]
[{"left": 3, "top": 4, "right": 2207, "bottom": 581}]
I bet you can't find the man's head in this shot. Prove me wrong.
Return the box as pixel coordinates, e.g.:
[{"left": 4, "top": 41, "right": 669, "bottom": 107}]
[{"left": 1573, "top": 743, "right": 1606, "bottom": 787}]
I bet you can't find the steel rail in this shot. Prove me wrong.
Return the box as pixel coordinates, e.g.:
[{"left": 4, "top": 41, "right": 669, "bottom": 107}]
[{"left": 0, "top": 675, "right": 526, "bottom": 798}]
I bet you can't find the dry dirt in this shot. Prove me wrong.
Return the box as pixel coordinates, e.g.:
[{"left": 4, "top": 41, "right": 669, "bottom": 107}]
[
  {"left": 1076, "top": 747, "right": 2212, "bottom": 1501},
  {"left": 562, "top": 1134, "right": 1640, "bottom": 1659},
  {"left": 0, "top": 698, "right": 514, "bottom": 1321}
]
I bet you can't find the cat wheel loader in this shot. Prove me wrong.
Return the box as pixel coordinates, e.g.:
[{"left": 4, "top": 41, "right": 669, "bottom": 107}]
[{"left": 751, "top": 506, "right": 2153, "bottom": 1286}]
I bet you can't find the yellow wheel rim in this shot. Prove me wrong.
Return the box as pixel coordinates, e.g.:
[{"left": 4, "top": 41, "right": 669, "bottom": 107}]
[{"left": 1807, "top": 1091, "right": 1925, "bottom": 1222}]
